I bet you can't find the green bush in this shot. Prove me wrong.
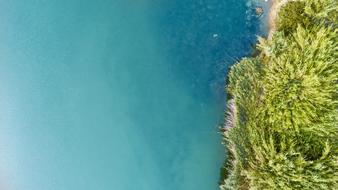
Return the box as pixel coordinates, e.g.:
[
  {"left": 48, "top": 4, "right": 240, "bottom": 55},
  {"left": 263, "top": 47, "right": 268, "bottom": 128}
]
[
  {"left": 221, "top": 0, "right": 338, "bottom": 189},
  {"left": 277, "top": 1, "right": 309, "bottom": 34}
]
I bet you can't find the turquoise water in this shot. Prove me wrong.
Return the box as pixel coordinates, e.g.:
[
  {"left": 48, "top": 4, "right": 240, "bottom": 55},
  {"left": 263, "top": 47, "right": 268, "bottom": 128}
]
[{"left": 0, "top": 0, "right": 266, "bottom": 189}]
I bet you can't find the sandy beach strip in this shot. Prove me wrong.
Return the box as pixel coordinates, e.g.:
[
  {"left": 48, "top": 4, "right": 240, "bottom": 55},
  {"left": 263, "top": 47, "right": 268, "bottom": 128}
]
[{"left": 268, "top": 0, "right": 291, "bottom": 39}]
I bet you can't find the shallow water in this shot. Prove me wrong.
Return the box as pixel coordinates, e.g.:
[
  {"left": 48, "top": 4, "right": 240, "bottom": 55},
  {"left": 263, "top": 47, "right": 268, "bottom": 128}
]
[{"left": 0, "top": 0, "right": 266, "bottom": 189}]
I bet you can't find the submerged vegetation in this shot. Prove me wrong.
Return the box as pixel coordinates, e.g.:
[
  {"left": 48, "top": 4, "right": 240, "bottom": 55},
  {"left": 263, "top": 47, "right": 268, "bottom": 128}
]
[{"left": 221, "top": 0, "right": 338, "bottom": 189}]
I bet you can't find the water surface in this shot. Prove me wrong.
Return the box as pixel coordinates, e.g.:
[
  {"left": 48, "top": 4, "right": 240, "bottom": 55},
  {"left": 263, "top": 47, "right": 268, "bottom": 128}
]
[{"left": 0, "top": 0, "right": 265, "bottom": 189}]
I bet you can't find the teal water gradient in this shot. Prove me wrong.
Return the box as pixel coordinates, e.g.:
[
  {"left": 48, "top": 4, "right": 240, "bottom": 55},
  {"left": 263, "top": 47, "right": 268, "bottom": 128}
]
[{"left": 0, "top": 0, "right": 266, "bottom": 189}]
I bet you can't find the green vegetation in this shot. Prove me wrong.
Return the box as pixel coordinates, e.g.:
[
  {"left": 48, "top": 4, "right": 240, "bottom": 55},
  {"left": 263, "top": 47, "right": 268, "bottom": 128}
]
[
  {"left": 276, "top": 1, "right": 309, "bottom": 35},
  {"left": 220, "top": 0, "right": 338, "bottom": 189}
]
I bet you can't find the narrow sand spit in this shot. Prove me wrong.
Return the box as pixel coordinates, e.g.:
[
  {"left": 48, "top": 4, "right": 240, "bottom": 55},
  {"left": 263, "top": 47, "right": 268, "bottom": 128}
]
[{"left": 268, "top": 0, "right": 291, "bottom": 39}]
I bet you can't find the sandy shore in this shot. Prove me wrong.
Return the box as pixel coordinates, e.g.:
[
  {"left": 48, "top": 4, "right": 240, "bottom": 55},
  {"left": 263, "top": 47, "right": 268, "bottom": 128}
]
[{"left": 268, "top": 0, "right": 291, "bottom": 39}]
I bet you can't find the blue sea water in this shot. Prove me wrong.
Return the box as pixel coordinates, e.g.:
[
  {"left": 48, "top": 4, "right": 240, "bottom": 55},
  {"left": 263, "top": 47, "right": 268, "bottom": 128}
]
[{"left": 0, "top": 0, "right": 266, "bottom": 189}]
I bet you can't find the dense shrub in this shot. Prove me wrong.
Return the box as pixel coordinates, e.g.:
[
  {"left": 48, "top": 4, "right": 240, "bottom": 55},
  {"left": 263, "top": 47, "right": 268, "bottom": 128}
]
[
  {"left": 221, "top": 0, "right": 338, "bottom": 189},
  {"left": 277, "top": 1, "right": 309, "bottom": 34}
]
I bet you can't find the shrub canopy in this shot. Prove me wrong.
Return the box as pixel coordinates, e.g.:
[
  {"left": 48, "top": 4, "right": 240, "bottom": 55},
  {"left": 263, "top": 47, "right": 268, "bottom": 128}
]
[{"left": 221, "top": 0, "right": 338, "bottom": 189}]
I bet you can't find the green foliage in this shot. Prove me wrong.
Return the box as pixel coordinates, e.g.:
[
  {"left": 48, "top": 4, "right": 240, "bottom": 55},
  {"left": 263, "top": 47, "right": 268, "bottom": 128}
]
[
  {"left": 221, "top": 0, "right": 338, "bottom": 189},
  {"left": 277, "top": 0, "right": 338, "bottom": 35},
  {"left": 222, "top": 58, "right": 264, "bottom": 190},
  {"left": 303, "top": 0, "right": 338, "bottom": 24},
  {"left": 277, "top": 1, "right": 309, "bottom": 35}
]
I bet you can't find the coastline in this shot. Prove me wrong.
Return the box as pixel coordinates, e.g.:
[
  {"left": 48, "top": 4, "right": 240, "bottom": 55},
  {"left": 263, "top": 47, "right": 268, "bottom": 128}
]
[{"left": 268, "top": 0, "right": 291, "bottom": 39}]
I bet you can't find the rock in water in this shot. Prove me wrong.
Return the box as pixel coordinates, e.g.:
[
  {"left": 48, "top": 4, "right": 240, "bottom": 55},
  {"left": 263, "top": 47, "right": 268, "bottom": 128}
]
[{"left": 255, "top": 6, "right": 264, "bottom": 16}]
